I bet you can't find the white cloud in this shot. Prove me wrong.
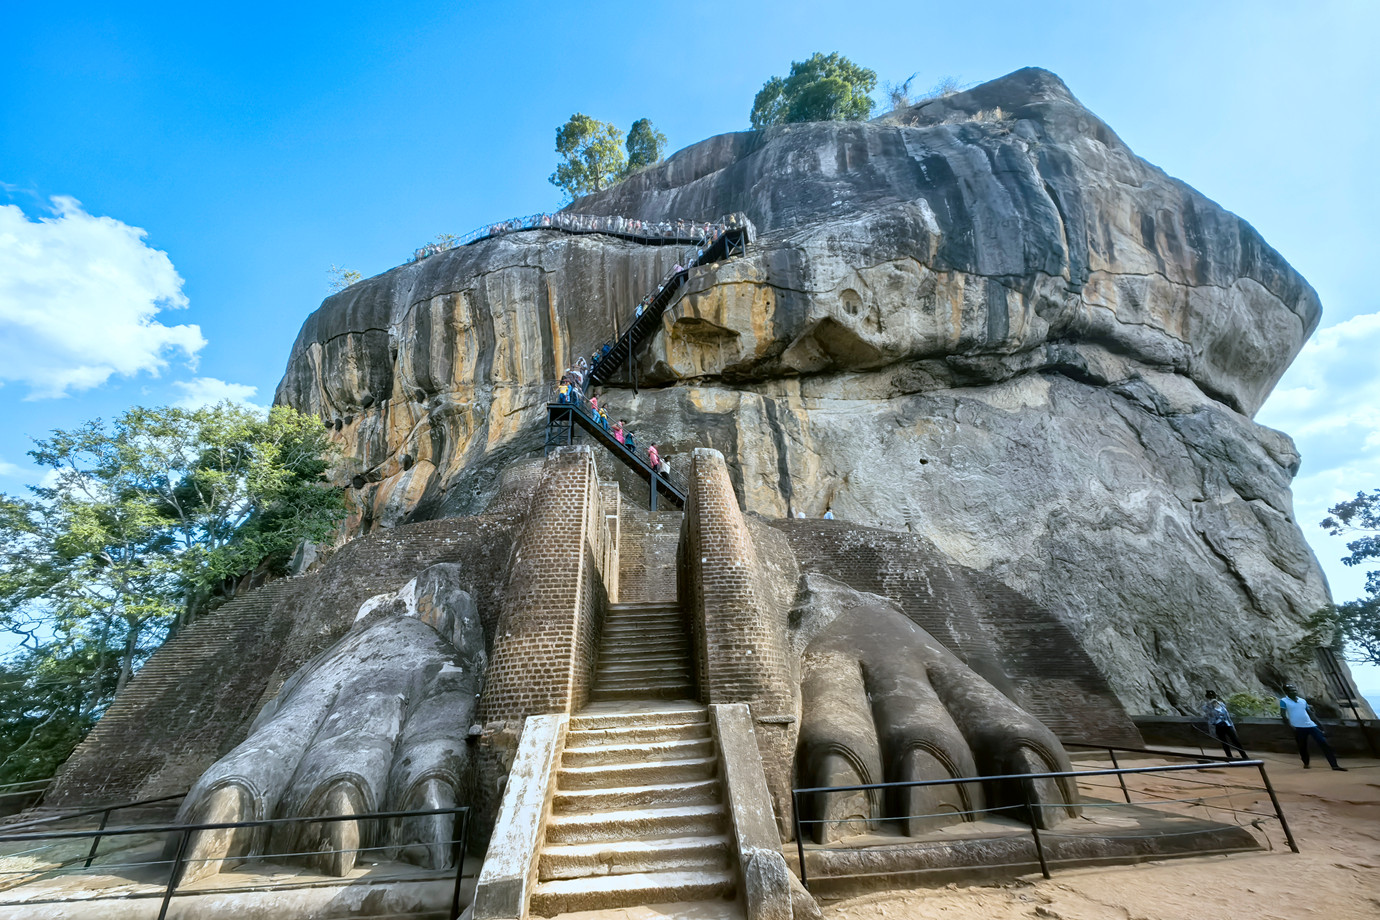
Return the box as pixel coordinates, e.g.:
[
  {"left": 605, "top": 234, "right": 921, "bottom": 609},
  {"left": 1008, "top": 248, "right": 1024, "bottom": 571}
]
[
  {"left": 0, "top": 196, "right": 206, "bottom": 398},
  {"left": 0, "top": 459, "right": 23, "bottom": 478},
  {"left": 1258, "top": 310, "right": 1380, "bottom": 707},
  {"left": 172, "top": 377, "right": 263, "bottom": 410}
]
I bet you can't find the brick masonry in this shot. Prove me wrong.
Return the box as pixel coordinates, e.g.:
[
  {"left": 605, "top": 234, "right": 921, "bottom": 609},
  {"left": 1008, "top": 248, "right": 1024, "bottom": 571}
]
[
  {"left": 681, "top": 448, "right": 797, "bottom": 824},
  {"left": 478, "top": 446, "right": 617, "bottom": 725}
]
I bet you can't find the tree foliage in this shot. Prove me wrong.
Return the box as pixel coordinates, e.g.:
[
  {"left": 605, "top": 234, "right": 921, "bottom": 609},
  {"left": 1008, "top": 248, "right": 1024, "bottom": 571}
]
[
  {"left": 327, "top": 264, "right": 362, "bottom": 293},
  {"left": 1319, "top": 489, "right": 1380, "bottom": 667},
  {"left": 750, "top": 52, "right": 877, "bottom": 129},
  {"left": 548, "top": 114, "right": 668, "bottom": 199},
  {"left": 625, "top": 119, "right": 667, "bottom": 172},
  {"left": 550, "top": 113, "right": 627, "bottom": 198},
  {"left": 0, "top": 403, "right": 344, "bottom": 783}
]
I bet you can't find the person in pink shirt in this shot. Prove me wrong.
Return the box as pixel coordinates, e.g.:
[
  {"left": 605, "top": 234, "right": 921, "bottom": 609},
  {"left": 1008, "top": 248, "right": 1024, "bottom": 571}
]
[
  {"left": 647, "top": 443, "right": 659, "bottom": 470},
  {"left": 613, "top": 420, "right": 626, "bottom": 444}
]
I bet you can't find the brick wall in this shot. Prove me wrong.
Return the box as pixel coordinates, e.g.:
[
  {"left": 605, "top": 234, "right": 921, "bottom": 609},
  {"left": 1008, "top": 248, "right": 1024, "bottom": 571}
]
[
  {"left": 681, "top": 448, "right": 797, "bottom": 824},
  {"left": 477, "top": 446, "right": 616, "bottom": 725}
]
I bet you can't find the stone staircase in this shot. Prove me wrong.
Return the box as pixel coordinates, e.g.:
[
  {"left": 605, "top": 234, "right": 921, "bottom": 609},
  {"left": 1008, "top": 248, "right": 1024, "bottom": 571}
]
[
  {"left": 529, "top": 704, "right": 740, "bottom": 917},
  {"left": 588, "top": 602, "right": 695, "bottom": 702},
  {"left": 525, "top": 502, "right": 741, "bottom": 918}
]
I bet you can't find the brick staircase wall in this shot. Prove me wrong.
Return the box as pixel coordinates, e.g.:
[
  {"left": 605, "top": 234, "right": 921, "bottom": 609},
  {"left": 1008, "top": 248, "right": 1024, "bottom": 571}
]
[
  {"left": 617, "top": 506, "right": 682, "bottom": 603},
  {"left": 45, "top": 506, "right": 531, "bottom": 809},
  {"left": 478, "top": 446, "right": 617, "bottom": 726},
  {"left": 680, "top": 449, "right": 797, "bottom": 828}
]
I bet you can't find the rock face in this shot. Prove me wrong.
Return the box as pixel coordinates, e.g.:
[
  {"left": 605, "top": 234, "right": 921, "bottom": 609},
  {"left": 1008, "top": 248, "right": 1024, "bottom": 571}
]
[{"left": 276, "top": 67, "right": 1333, "bottom": 713}]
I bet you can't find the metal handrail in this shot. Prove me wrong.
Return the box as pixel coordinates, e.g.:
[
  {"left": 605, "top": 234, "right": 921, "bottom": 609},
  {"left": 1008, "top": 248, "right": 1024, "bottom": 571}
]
[
  {"left": 0, "top": 804, "right": 471, "bottom": 920},
  {"left": 790, "top": 758, "right": 1297, "bottom": 892},
  {"left": 549, "top": 387, "right": 686, "bottom": 496},
  {"left": 2, "top": 791, "right": 187, "bottom": 832},
  {"left": 412, "top": 212, "right": 745, "bottom": 262}
]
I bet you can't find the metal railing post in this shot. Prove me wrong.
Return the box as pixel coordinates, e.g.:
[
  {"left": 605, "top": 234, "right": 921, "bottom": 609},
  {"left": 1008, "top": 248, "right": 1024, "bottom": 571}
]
[
  {"left": 1255, "top": 762, "right": 1299, "bottom": 853},
  {"left": 82, "top": 806, "right": 113, "bottom": 868},
  {"left": 1022, "top": 784, "right": 1051, "bottom": 879},
  {"left": 793, "top": 790, "right": 808, "bottom": 892},
  {"left": 157, "top": 826, "right": 192, "bottom": 920},
  {"left": 449, "top": 807, "right": 468, "bottom": 920},
  {"left": 1108, "top": 749, "right": 1131, "bottom": 803}
]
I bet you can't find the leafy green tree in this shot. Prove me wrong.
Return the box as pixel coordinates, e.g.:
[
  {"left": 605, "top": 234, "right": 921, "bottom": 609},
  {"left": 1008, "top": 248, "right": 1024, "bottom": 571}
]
[
  {"left": 550, "top": 113, "right": 627, "bottom": 198},
  {"left": 625, "top": 119, "right": 667, "bottom": 171},
  {"left": 750, "top": 52, "right": 877, "bottom": 129},
  {"left": 3, "top": 403, "right": 344, "bottom": 698},
  {"left": 0, "top": 643, "right": 120, "bottom": 786},
  {"left": 1320, "top": 489, "right": 1380, "bottom": 666},
  {"left": 327, "top": 264, "right": 362, "bottom": 293}
]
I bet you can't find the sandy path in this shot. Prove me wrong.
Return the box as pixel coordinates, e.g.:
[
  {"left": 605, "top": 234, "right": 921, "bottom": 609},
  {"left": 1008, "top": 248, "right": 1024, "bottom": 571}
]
[{"left": 825, "top": 750, "right": 1380, "bottom": 920}]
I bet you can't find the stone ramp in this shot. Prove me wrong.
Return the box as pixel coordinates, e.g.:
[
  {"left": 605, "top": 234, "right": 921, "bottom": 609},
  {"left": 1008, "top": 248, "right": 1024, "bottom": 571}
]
[
  {"left": 531, "top": 705, "right": 740, "bottom": 917},
  {"left": 783, "top": 796, "right": 1261, "bottom": 899}
]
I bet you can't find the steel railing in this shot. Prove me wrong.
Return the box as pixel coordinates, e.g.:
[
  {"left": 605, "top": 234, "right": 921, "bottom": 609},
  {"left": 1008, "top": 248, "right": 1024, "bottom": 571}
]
[
  {"left": 548, "top": 386, "right": 686, "bottom": 496},
  {"left": 0, "top": 804, "right": 471, "bottom": 920},
  {"left": 790, "top": 758, "right": 1297, "bottom": 892},
  {"left": 413, "top": 212, "right": 746, "bottom": 262}
]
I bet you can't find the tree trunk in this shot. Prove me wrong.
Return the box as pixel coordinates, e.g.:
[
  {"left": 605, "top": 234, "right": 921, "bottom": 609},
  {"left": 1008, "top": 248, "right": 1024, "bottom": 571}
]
[{"left": 115, "top": 621, "right": 139, "bottom": 696}]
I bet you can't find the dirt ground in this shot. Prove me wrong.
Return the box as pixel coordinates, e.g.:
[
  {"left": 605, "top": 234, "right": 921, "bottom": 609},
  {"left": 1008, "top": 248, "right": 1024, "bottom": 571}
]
[{"left": 824, "top": 749, "right": 1380, "bottom": 920}]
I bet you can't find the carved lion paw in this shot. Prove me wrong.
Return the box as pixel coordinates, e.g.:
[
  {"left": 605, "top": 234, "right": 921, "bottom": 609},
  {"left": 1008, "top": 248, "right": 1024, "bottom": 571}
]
[
  {"left": 793, "top": 579, "right": 1078, "bottom": 843},
  {"left": 169, "top": 564, "right": 485, "bottom": 882}
]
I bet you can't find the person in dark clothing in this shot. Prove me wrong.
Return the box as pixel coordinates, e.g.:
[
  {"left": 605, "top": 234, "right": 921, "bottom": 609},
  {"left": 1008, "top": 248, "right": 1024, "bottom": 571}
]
[{"left": 1201, "top": 690, "right": 1248, "bottom": 760}]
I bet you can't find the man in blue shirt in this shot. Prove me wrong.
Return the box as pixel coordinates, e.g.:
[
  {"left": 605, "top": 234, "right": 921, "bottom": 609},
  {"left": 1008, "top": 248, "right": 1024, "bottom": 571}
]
[{"left": 1279, "top": 684, "right": 1346, "bottom": 770}]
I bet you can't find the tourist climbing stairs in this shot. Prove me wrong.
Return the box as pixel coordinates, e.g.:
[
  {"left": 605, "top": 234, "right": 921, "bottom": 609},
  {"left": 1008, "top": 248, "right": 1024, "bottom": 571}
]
[{"left": 585, "top": 220, "right": 748, "bottom": 392}]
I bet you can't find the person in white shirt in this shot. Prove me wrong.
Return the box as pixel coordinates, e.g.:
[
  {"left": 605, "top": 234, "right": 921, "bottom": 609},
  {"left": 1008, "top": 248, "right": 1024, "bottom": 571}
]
[{"left": 1279, "top": 684, "right": 1345, "bottom": 770}]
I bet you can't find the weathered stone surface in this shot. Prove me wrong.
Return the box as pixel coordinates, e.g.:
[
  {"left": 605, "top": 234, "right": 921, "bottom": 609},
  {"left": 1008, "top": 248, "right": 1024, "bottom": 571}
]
[
  {"left": 275, "top": 67, "right": 1335, "bottom": 713},
  {"left": 170, "top": 564, "right": 485, "bottom": 882}
]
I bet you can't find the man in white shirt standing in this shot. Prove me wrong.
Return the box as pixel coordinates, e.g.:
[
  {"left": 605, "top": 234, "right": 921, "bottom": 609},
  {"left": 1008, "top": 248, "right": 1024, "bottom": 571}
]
[{"left": 1279, "top": 684, "right": 1346, "bottom": 770}]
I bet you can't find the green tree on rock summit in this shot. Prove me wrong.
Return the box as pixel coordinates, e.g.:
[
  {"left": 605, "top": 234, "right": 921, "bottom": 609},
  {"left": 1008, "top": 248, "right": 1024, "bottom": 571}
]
[
  {"left": 625, "top": 118, "right": 667, "bottom": 172},
  {"left": 550, "top": 114, "right": 667, "bottom": 199},
  {"left": 750, "top": 52, "right": 877, "bottom": 129},
  {"left": 550, "top": 114, "right": 626, "bottom": 198}
]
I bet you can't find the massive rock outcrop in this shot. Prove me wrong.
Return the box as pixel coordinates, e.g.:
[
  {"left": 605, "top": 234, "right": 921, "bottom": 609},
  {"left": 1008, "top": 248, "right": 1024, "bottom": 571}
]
[{"left": 276, "top": 67, "right": 1333, "bottom": 713}]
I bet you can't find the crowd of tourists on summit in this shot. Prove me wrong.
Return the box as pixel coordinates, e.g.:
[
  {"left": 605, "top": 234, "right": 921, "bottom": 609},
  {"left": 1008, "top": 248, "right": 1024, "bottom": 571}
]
[{"left": 412, "top": 211, "right": 744, "bottom": 262}]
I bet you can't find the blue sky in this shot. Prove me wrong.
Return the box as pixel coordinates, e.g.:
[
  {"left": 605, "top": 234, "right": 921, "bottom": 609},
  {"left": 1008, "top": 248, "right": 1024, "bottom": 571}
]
[{"left": 2, "top": 1, "right": 1378, "bottom": 702}]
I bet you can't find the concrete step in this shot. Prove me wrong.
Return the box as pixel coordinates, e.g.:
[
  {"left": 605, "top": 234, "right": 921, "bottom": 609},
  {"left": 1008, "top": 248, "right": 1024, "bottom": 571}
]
[
  {"left": 596, "top": 670, "right": 695, "bottom": 684},
  {"left": 600, "top": 625, "right": 687, "bottom": 639},
  {"left": 589, "top": 685, "right": 696, "bottom": 703},
  {"left": 597, "top": 637, "right": 690, "bottom": 654},
  {"left": 530, "top": 868, "right": 738, "bottom": 916},
  {"left": 566, "top": 721, "right": 709, "bottom": 747},
  {"left": 538, "top": 834, "right": 732, "bottom": 880},
  {"left": 607, "top": 603, "right": 681, "bottom": 614},
  {"left": 552, "top": 778, "right": 721, "bottom": 813},
  {"left": 598, "top": 641, "right": 690, "bottom": 656},
  {"left": 558, "top": 756, "right": 717, "bottom": 790},
  {"left": 591, "top": 676, "right": 694, "bottom": 694},
  {"left": 595, "top": 654, "right": 692, "bottom": 672},
  {"left": 570, "top": 706, "right": 706, "bottom": 731},
  {"left": 563, "top": 738, "right": 713, "bottom": 768},
  {"left": 544, "top": 803, "right": 727, "bottom": 845}
]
